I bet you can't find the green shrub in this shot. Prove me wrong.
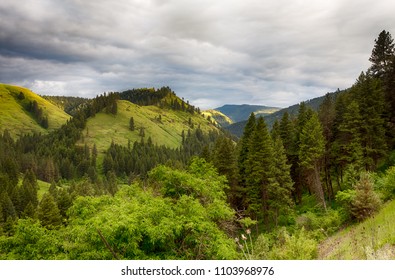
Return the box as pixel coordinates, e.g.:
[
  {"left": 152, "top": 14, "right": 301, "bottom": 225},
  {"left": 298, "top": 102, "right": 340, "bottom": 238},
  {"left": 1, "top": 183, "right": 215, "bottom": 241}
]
[
  {"left": 375, "top": 166, "right": 395, "bottom": 201},
  {"left": 296, "top": 209, "right": 343, "bottom": 239},
  {"left": 269, "top": 227, "right": 317, "bottom": 260},
  {"left": 351, "top": 173, "right": 381, "bottom": 221}
]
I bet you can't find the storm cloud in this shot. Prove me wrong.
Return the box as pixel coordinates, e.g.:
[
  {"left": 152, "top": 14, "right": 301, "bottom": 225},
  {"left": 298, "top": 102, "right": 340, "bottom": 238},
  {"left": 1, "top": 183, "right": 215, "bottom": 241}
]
[{"left": 1, "top": 0, "right": 394, "bottom": 108}]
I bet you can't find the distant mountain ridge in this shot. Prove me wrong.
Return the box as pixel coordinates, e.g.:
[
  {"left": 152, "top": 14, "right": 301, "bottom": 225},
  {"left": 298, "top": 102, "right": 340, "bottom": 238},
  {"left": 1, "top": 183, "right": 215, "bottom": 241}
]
[
  {"left": 215, "top": 104, "right": 281, "bottom": 123},
  {"left": 225, "top": 91, "right": 340, "bottom": 138}
]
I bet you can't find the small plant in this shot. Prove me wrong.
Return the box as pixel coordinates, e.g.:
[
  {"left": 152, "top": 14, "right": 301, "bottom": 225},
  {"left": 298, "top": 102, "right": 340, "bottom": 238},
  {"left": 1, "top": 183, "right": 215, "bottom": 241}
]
[{"left": 235, "top": 228, "right": 254, "bottom": 260}]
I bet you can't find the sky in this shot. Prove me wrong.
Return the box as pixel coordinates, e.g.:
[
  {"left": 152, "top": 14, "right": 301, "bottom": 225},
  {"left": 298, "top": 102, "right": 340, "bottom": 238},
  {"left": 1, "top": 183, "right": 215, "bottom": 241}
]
[{"left": 1, "top": 0, "right": 394, "bottom": 109}]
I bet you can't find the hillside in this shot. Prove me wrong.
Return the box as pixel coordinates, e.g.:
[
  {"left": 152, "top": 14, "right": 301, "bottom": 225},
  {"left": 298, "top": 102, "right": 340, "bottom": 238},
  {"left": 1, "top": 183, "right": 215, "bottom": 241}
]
[
  {"left": 80, "top": 99, "right": 219, "bottom": 153},
  {"left": 201, "top": 109, "right": 233, "bottom": 127},
  {"left": 225, "top": 91, "right": 339, "bottom": 137},
  {"left": 319, "top": 200, "right": 395, "bottom": 260},
  {"left": 0, "top": 84, "right": 71, "bottom": 137},
  {"left": 215, "top": 104, "right": 281, "bottom": 123}
]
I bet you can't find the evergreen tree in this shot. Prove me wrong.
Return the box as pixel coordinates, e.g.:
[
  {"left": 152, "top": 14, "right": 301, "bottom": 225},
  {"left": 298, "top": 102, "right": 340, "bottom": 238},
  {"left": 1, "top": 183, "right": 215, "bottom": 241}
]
[
  {"left": 352, "top": 72, "right": 387, "bottom": 169},
  {"left": 270, "top": 137, "right": 295, "bottom": 226},
  {"left": 335, "top": 101, "right": 364, "bottom": 170},
  {"left": 237, "top": 113, "right": 256, "bottom": 191},
  {"left": 37, "top": 193, "right": 62, "bottom": 229},
  {"left": 129, "top": 117, "right": 135, "bottom": 131},
  {"left": 279, "top": 111, "right": 295, "bottom": 155},
  {"left": 369, "top": 30, "right": 394, "bottom": 79},
  {"left": 351, "top": 173, "right": 381, "bottom": 221},
  {"left": 246, "top": 117, "right": 275, "bottom": 225},
  {"left": 318, "top": 93, "right": 336, "bottom": 200},
  {"left": 212, "top": 136, "right": 239, "bottom": 207},
  {"left": 298, "top": 112, "right": 326, "bottom": 209}
]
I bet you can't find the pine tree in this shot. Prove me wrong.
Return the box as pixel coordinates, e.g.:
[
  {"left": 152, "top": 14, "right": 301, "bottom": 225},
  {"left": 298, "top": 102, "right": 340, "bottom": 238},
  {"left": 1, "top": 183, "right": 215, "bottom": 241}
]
[
  {"left": 351, "top": 173, "right": 381, "bottom": 221},
  {"left": 270, "top": 137, "right": 295, "bottom": 226},
  {"left": 246, "top": 117, "right": 275, "bottom": 225},
  {"left": 336, "top": 101, "right": 364, "bottom": 170},
  {"left": 238, "top": 113, "right": 256, "bottom": 190},
  {"left": 369, "top": 30, "right": 394, "bottom": 79},
  {"left": 37, "top": 193, "right": 62, "bottom": 229},
  {"left": 298, "top": 112, "right": 326, "bottom": 209},
  {"left": 212, "top": 136, "right": 239, "bottom": 207},
  {"left": 352, "top": 72, "right": 387, "bottom": 169},
  {"left": 279, "top": 111, "right": 294, "bottom": 155},
  {"left": 318, "top": 93, "right": 336, "bottom": 200},
  {"left": 129, "top": 117, "right": 135, "bottom": 131}
]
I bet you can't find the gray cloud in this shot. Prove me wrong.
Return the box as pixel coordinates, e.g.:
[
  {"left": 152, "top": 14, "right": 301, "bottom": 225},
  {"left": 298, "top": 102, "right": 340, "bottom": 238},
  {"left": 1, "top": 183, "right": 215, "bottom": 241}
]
[{"left": 1, "top": 0, "right": 394, "bottom": 109}]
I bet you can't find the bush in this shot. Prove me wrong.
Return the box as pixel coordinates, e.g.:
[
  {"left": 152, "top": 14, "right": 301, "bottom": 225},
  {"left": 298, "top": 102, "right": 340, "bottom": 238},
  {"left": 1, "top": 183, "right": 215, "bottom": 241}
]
[
  {"left": 296, "top": 209, "right": 343, "bottom": 239},
  {"left": 251, "top": 228, "right": 318, "bottom": 260},
  {"left": 270, "top": 227, "right": 317, "bottom": 260},
  {"left": 375, "top": 166, "right": 395, "bottom": 201},
  {"left": 351, "top": 173, "right": 381, "bottom": 221}
]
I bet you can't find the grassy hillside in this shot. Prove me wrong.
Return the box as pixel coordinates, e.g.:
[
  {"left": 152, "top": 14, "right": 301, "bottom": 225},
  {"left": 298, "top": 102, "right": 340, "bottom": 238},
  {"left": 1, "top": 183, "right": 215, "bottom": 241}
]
[
  {"left": 80, "top": 100, "right": 219, "bottom": 153},
  {"left": 0, "top": 84, "right": 70, "bottom": 137},
  {"left": 202, "top": 109, "right": 233, "bottom": 127},
  {"left": 318, "top": 200, "right": 395, "bottom": 259}
]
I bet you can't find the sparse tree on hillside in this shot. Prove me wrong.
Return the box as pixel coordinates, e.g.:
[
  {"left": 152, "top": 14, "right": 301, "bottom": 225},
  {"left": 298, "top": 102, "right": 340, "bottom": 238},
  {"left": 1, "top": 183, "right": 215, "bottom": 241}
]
[{"left": 129, "top": 117, "right": 135, "bottom": 131}]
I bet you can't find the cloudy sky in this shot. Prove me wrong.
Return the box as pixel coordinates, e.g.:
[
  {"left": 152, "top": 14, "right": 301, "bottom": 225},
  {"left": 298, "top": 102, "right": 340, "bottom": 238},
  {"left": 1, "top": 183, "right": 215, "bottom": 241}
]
[{"left": 1, "top": 0, "right": 394, "bottom": 109}]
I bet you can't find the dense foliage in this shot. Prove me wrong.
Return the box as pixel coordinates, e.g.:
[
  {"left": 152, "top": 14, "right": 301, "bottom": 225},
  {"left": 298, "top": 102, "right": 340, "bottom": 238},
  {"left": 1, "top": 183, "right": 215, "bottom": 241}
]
[{"left": 1, "top": 30, "right": 395, "bottom": 259}]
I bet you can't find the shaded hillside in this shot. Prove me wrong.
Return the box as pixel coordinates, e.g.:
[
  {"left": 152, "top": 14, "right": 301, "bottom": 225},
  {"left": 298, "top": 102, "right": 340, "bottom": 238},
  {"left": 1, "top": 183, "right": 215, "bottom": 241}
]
[
  {"left": 0, "top": 84, "right": 71, "bottom": 137},
  {"left": 215, "top": 104, "right": 280, "bottom": 123},
  {"left": 43, "top": 95, "right": 89, "bottom": 116},
  {"left": 226, "top": 91, "right": 340, "bottom": 137}
]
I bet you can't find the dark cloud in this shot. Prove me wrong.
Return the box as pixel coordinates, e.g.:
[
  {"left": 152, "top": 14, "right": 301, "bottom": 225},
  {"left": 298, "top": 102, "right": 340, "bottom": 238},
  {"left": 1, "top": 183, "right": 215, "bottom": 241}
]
[{"left": 1, "top": 0, "right": 394, "bottom": 108}]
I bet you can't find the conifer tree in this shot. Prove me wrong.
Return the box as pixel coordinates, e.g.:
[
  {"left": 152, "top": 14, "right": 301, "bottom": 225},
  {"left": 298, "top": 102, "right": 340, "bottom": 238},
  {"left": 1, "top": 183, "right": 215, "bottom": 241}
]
[
  {"left": 129, "top": 117, "right": 135, "bottom": 131},
  {"left": 351, "top": 173, "right": 381, "bottom": 221},
  {"left": 270, "top": 137, "right": 295, "bottom": 226},
  {"left": 238, "top": 113, "right": 256, "bottom": 190},
  {"left": 246, "top": 117, "right": 275, "bottom": 224},
  {"left": 352, "top": 72, "right": 387, "bottom": 169},
  {"left": 212, "top": 136, "right": 239, "bottom": 207},
  {"left": 279, "top": 111, "right": 294, "bottom": 155},
  {"left": 336, "top": 101, "right": 364, "bottom": 170},
  {"left": 318, "top": 93, "right": 336, "bottom": 200},
  {"left": 37, "top": 193, "right": 62, "bottom": 229},
  {"left": 298, "top": 112, "right": 326, "bottom": 209},
  {"left": 369, "top": 30, "right": 394, "bottom": 79}
]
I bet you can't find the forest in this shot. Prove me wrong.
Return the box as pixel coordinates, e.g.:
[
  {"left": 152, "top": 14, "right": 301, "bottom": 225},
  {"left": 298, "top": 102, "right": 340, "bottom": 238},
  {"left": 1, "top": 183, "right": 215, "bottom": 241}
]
[{"left": 1, "top": 30, "right": 395, "bottom": 259}]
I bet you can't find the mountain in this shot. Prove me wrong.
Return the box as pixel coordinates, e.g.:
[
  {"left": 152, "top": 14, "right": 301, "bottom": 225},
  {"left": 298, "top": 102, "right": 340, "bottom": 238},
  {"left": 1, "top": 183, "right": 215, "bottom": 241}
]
[
  {"left": 80, "top": 87, "right": 218, "bottom": 151},
  {"left": 215, "top": 104, "right": 281, "bottom": 123},
  {"left": 225, "top": 91, "right": 340, "bottom": 137},
  {"left": 201, "top": 109, "right": 233, "bottom": 127},
  {"left": 0, "top": 84, "right": 71, "bottom": 137}
]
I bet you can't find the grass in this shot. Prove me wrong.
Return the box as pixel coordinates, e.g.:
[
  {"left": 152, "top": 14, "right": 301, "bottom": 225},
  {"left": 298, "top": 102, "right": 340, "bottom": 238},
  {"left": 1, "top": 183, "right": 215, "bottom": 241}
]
[
  {"left": 202, "top": 109, "right": 233, "bottom": 127},
  {"left": 318, "top": 199, "right": 395, "bottom": 259},
  {"left": 79, "top": 100, "right": 219, "bottom": 153},
  {"left": 0, "top": 84, "right": 70, "bottom": 137},
  {"left": 37, "top": 180, "right": 51, "bottom": 201}
]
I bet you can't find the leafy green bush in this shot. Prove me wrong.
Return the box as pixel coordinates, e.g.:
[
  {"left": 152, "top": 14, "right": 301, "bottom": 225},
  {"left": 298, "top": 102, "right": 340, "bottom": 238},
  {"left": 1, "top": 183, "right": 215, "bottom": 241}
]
[
  {"left": 375, "top": 166, "right": 395, "bottom": 201},
  {"left": 270, "top": 227, "right": 318, "bottom": 260},
  {"left": 296, "top": 209, "right": 343, "bottom": 239}
]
